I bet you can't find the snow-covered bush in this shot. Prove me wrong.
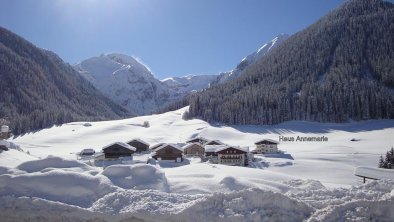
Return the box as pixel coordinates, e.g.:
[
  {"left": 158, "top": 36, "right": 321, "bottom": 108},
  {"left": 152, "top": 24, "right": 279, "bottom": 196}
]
[{"left": 143, "top": 121, "right": 150, "bottom": 128}]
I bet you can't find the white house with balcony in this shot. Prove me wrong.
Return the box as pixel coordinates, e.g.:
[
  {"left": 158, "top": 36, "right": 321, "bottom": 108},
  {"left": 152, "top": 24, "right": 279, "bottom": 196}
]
[{"left": 254, "top": 139, "right": 279, "bottom": 154}]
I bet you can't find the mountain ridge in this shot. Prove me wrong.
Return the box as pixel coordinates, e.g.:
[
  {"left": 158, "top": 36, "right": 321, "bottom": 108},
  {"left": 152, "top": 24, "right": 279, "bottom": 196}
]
[
  {"left": 0, "top": 26, "right": 129, "bottom": 134},
  {"left": 75, "top": 34, "right": 289, "bottom": 115},
  {"left": 179, "top": 0, "right": 394, "bottom": 124}
]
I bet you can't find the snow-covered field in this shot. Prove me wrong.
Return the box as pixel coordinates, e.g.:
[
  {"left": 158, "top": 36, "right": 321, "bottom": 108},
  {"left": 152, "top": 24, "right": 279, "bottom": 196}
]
[{"left": 1, "top": 107, "right": 394, "bottom": 221}]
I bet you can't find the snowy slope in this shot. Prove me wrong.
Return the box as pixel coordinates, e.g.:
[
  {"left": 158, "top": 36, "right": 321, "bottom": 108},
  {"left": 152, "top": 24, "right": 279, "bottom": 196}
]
[
  {"left": 161, "top": 74, "right": 217, "bottom": 94},
  {"left": 74, "top": 54, "right": 178, "bottom": 115},
  {"left": 9, "top": 106, "right": 394, "bottom": 188},
  {"left": 1, "top": 107, "right": 394, "bottom": 221},
  {"left": 213, "top": 34, "right": 289, "bottom": 84}
]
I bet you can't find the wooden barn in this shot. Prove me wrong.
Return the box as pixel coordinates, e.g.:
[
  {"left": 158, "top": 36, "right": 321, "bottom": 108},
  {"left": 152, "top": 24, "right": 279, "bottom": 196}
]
[
  {"left": 183, "top": 143, "right": 205, "bottom": 157},
  {"left": 186, "top": 137, "right": 209, "bottom": 145},
  {"left": 102, "top": 142, "right": 136, "bottom": 159},
  {"left": 152, "top": 143, "right": 183, "bottom": 162},
  {"left": 126, "top": 139, "right": 150, "bottom": 153}
]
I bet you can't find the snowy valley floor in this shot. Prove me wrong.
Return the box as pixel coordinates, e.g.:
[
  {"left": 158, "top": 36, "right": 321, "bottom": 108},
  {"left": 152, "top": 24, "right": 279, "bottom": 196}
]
[{"left": 1, "top": 107, "right": 394, "bottom": 221}]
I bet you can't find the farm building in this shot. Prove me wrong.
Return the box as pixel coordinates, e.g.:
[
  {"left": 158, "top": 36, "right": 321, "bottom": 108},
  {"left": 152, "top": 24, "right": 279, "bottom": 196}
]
[
  {"left": 254, "top": 139, "right": 279, "bottom": 154},
  {"left": 102, "top": 142, "right": 136, "bottom": 159},
  {"left": 151, "top": 144, "right": 183, "bottom": 162},
  {"left": 183, "top": 143, "right": 205, "bottom": 157},
  {"left": 186, "top": 137, "right": 209, "bottom": 145},
  {"left": 126, "top": 139, "right": 150, "bottom": 152}
]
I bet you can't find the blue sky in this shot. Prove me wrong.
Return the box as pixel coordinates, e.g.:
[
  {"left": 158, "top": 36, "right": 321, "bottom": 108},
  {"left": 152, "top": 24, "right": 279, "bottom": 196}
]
[{"left": 1, "top": 0, "right": 349, "bottom": 79}]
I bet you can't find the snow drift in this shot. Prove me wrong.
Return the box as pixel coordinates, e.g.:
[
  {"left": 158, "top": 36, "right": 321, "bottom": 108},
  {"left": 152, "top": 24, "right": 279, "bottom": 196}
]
[
  {"left": 0, "top": 177, "right": 393, "bottom": 221},
  {"left": 17, "top": 155, "right": 93, "bottom": 173},
  {"left": 0, "top": 169, "right": 116, "bottom": 207},
  {"left": 101, "top": 164, "right": 169, "bottom": 192}
]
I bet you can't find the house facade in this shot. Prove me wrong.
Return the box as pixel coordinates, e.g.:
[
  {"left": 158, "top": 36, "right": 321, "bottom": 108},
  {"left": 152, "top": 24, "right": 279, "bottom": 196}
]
[
  {"left": 204, "top": 145, "right": 228, "bottom": 164},
  {"left": 102, "top": 142, "right": 136, "bottom": 159},
  {"left": 183, "top": 143, "right": 205, "bottom": 157},
  {"left": 217, "top": 146, "right": 248, "bottom": 166},
  {"left": 152, "top": 144, "right": 183, "bottom": 162},
  {"left": 126, "top": 139, "right": 150, "bottom": 153},
  {"left": 254, "top": 139, "right": 279, "bottom": 154}
]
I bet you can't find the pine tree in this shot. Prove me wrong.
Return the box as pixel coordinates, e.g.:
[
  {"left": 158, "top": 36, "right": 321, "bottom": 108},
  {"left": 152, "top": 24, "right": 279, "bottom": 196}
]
[
  {"left": 378, "top": 155, "right": 385, "bottom": 168},
  {"left": 389, "top": 147, "right": 394, "bottom": 166},
  {"left": 384, "top": 151, "right": 392, "bottom": 169}
]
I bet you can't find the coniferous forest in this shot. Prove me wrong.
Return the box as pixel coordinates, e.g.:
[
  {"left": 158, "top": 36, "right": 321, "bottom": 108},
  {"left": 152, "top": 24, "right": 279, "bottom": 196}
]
[
  {"left": 165, "top": 0, "right": 394, "bottom": 125},
  {"left": 0, "top": 27, "right": 129, "bottom": 135}
]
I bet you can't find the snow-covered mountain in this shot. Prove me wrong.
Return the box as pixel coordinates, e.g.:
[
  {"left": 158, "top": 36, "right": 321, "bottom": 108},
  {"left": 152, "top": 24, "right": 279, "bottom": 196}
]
[
  {"left": 213, "top": 34, "right": 289, "bottom": 84},
  {"left": 161, "top": 74, "right": 217, "bottom": 94},
  {"left": 74, "top": 54, "right": 178, "bottom": 115},
  {"left": 74, "top": 35, "right": 288, "bottom": 115}
]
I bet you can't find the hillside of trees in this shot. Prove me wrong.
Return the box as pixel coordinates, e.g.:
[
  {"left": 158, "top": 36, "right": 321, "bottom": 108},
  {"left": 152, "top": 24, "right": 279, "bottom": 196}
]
[
  {"left": 165, "top": 0, "right": 394, "bottom": 125},
  {"left": 0, "top": 27, "right": 129, "bottom": 135}
]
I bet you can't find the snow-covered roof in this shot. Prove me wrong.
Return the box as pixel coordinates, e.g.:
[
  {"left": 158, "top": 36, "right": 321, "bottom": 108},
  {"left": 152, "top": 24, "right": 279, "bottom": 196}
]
[
  {"left": 182, "top": 142, "right": 203, "bottom": 150},
  {"left": 102, "top": 142, "right": 136, "bottom": 151},
  {"left": 186, "top": 136, "right": 208, "bottom": 143},
  {"left": 155, "top": 143, "right": 183, "bottom": 152},
  {"left": 0, "top": 140, "right": 10, "bottom": 147},
  {"left": 81, "top": 148, "right": 95, "bottom": 153},
  {"left": 126, "top": 138, "right": 150, "bottom": 146},
  {"left": 204, "top": 145, "right": 249, "bottom": 153},
  {"left": 150, "top": 143, "right": 165, "bottom": 150},
  {"left": 205, "top": 145, "right": 228, "bottom": 153},
  {"left": 254, "top": 139, "right": 279, "bottom": 144},
  {"left": 355, "top": 166, "right": 394, "bottom": 180},
  {"left": 205, "top": 140, "right": 225, "bottom": 145}
]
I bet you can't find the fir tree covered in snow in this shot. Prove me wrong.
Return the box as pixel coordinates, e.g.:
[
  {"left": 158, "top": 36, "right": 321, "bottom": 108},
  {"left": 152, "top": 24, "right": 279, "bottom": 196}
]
[{"left": 379, "top": 147, "right": 394, "bottom": 169}]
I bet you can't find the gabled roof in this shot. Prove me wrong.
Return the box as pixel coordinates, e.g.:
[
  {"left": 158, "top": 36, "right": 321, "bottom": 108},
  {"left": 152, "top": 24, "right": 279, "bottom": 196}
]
[
  {"left": 126, "top": 138, "right": 150, "bottom": 146},
  {"left": 182, "top": 142, "right": 204, "bottom": 150},
  {"left": 254, "top": 139, "right": 279, "bottom": 145},
  {"left": 205, "top": 145, "right": 248, "bottom": 153},
  {"left": 150, "top": 143, "right": 165, "bottom": 150},
  {"left": 154, "top": 143, "right": 183, "bottom": 152},
  {"left": 204, "top": 145, "right": 228, "bottom": 153},
  {"left": 102, "top": 142, "right": 136, "bottom": 151},
  {"left": 81, "top": 148, "right": 95, "bottom": 153},
  {"left": 186, "top": 136, "right": 209, "bottom": 143},
  {"left": 205, "top": 140, "right": 225, "bottom": 145}
]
